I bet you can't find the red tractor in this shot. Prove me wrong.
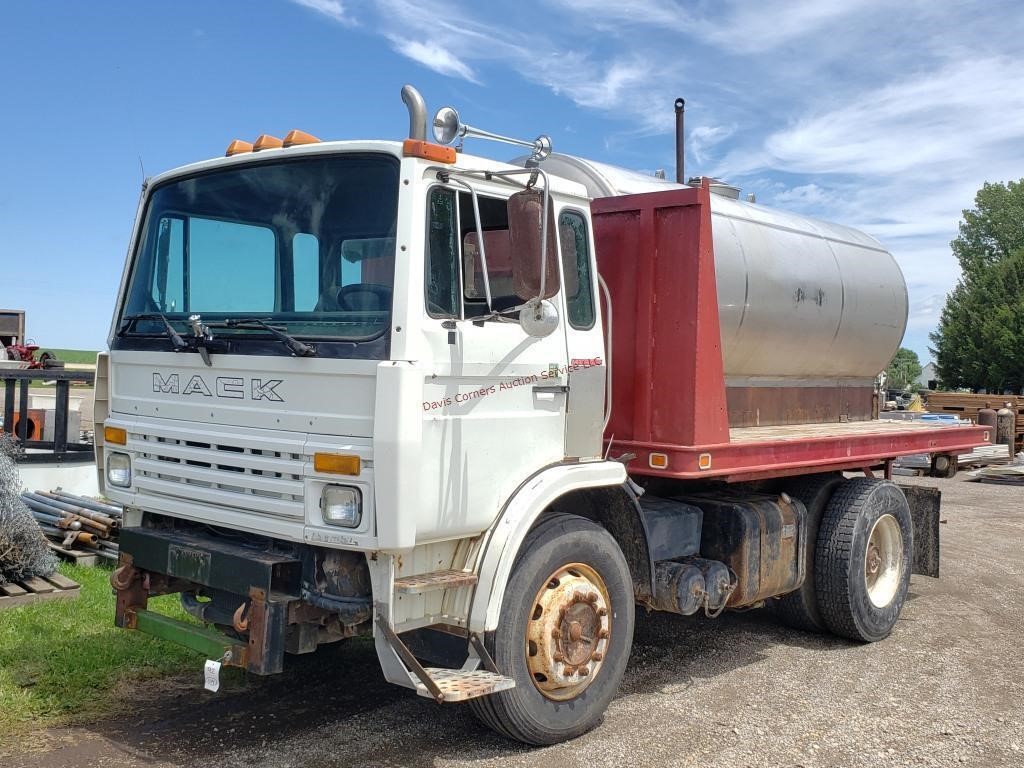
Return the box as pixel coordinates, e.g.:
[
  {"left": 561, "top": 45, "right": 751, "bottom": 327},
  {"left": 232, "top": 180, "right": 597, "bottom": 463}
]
[{"left": 2, "top": 342, "right": 61, "bottom": 369}]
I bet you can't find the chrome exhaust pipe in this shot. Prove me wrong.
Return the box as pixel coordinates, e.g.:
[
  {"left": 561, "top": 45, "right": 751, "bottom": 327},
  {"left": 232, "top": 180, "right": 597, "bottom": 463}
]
[
  {"left": 401, "top": 85, "right": 427, "bottom": 141},
  {"left": 674, "top": 97, "right": 685, "bottom": 184}
]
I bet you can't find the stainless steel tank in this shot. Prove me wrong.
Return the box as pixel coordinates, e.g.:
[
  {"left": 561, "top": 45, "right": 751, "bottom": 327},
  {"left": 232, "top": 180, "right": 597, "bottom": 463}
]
[{"left": 520, "top": 153, "right": 908, "bottom": 386}]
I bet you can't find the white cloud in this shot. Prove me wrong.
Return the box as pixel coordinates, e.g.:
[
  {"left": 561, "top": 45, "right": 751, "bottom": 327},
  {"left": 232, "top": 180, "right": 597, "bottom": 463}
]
[
  {"left": 290, "top": 0, "right": 355, "bottom": 25},
  {"left": 388, "top": 38, "right": 479, "bottom": 83},
  {"left": 288, "top": 0, "right": 1024, "bottom": 349},
  {"left": 689, "top": 124, "right": 736, "bottom": 165}
]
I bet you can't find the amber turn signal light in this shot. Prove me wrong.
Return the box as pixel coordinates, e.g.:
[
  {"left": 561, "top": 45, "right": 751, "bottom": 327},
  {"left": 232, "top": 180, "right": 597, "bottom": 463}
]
[
  {"left": 313, "top": 453, "right": 361, "bottom": 476},
  {"left": 104, "top": 426, "right": 127, "bottom": 445}
]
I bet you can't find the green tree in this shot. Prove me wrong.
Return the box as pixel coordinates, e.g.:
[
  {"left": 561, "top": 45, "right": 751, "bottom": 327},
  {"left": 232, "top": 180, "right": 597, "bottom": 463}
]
[
  {"left": 930, "top": 180, "right": 1024, "bottom": 392},
  {"left": 885, "top": 347, "right": 923, "bottom": 390}
]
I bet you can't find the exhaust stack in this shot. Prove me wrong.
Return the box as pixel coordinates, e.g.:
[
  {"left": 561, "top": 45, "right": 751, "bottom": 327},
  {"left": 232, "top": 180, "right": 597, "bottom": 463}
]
[
  {"left": 401, "top": 85, "right": 428, "bottom": 141},
  {"left": 674, "top": 97, "right": 685, "bottom": 184}
]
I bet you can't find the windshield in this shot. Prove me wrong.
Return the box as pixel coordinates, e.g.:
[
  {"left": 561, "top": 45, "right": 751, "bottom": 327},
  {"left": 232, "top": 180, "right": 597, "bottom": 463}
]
[{"left": 119, "top": 153, "right": 399, "bottom": 349}]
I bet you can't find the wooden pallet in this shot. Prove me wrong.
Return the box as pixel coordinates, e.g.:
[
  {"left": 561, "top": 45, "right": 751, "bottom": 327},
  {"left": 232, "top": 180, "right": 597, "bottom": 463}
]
[
  {"left": 0, "top": 572, "right": 80, "bottom": 610},
  {"left": 45, "top": 540, "right": 101, "bottom": 566}
]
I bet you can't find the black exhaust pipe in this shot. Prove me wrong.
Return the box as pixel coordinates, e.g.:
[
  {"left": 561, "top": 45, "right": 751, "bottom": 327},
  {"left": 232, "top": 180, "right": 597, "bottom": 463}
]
[{"left": 674, "top": 97, "right": 685, "bottom": 184}]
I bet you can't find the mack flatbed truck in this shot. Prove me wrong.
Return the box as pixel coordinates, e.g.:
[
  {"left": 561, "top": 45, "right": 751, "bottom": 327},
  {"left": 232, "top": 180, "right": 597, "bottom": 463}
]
[{"left": 100, "top": 85, "right": 989, "bottom": 745}]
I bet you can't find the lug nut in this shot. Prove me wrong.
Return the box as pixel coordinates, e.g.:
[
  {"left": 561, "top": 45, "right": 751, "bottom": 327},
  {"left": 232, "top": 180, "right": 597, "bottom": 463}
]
[
  {"left": 584, "top": 592, "right": 598, "bottom": 603},
  {"left": 592, "top": 652, "right": 603, "bottom": 661},
  {"left": 553, "top": 652, "right": 564, "bottom": 663},
  {"left": 579, "top": 666, "right": 589, "bottom": 676},
  {"left": 598, "top": 628, "right": 609, "bottom": 639},
  {"left": 597, "top": 607, "right": 608, "bottom": 617}
]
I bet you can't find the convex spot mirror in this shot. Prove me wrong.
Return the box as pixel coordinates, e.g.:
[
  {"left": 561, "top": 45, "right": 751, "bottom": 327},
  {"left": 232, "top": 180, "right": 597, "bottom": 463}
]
[
  {"left": 519, "top": 297, "right": 559, "bottom": 338},
  {"left": 508, "top": 188, "right": 559, "bottom": 302}
]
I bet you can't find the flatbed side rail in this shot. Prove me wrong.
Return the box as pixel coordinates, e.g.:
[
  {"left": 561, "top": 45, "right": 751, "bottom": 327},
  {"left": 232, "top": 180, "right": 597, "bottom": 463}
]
[{"left": 609, "top": 421, "right": 992, "bottom": 482}]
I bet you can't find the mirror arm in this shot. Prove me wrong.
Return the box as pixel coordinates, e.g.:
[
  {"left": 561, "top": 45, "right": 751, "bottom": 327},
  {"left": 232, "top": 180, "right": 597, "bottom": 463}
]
[
  {"left": 539, "top": 183, "right": 550, "bottom": 299},
  {"left": 447, "top": 177, "right": 493, "bottom": 311}
]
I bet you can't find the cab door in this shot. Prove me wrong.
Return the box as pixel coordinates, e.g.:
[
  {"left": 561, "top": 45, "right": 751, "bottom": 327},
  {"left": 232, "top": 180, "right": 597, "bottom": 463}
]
[{"left": 415, "top": 182, "right": 568, "bottom": 541}]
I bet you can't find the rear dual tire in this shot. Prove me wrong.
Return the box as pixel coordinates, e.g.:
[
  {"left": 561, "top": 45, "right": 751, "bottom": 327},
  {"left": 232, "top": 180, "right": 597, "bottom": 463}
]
[{"left": 814, "top": 478, "right": 913, "bottom": 642}]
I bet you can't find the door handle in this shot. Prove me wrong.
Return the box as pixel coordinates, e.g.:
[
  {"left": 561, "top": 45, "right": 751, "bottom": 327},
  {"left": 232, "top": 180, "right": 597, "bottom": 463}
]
[{"left": 533, "top": 384, "right": 569, "bottom": 394}]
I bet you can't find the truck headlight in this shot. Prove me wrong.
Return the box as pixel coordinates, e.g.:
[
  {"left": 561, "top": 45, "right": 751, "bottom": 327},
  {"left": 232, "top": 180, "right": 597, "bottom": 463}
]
[
  {"left": 321, "top": 485, "right": 362, "bottom": 528},
  {"left": 107, "top": 453, "right": 132, "bottom": 487}
]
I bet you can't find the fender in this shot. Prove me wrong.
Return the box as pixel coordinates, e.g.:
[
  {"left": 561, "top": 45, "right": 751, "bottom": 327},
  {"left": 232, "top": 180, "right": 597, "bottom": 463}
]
[{"left": 468, "top": 460, "right": 651, "bottom": 632}]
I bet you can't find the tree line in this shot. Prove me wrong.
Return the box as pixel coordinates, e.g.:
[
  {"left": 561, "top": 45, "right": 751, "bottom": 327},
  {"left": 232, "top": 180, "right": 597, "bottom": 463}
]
[{"left": 929, "top": 180, "right": 1024, "bottom": 393}]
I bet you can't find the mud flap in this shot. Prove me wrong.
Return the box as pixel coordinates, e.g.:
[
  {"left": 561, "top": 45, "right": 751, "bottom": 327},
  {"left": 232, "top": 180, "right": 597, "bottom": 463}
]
[{"left": 897, "top": 484, "right": 941, "bottom": 578}]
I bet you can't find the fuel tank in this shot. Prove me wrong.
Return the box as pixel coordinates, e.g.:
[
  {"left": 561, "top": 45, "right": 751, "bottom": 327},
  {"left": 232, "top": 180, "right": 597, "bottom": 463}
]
[{"left": 524, "top": 154, "right": 907, "bottom": 403}]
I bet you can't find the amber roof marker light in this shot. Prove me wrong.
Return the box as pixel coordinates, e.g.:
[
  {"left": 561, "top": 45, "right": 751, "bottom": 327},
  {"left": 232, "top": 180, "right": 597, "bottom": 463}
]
[
  {"left": 225, "top": 139, "right": 253, "bottom": 157},
  {"left": 283, "top": 129, "right": 320, "bottom": 147},
  {"left": 253, "top": 134, "right": 284, "bottom": 151}
]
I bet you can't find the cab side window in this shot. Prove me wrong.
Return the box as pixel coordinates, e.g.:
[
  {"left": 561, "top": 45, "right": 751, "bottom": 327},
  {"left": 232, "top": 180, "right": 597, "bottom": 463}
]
[
  {"left": 426, "top": 188, "right": 460, "bottom": 318},
  {"left": 559, "top": 210, "right": 595, "bottom": 329},
  {"left": 426, "top": 187, "right": 590, "bottom": 322}
]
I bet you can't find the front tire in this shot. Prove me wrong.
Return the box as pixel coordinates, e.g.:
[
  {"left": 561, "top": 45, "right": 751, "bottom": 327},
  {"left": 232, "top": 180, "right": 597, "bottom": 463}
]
[
  {"left": 815, "top": 478, "right": 913, "bottom": 642},
  {"left": 470, "top": 513, "right": 634, "bottom": 745}
]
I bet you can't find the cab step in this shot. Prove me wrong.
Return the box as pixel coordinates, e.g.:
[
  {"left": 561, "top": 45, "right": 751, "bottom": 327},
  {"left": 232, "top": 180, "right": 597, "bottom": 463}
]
[
  {"left": 413, "top": 668, "right": 515, "bottom": 701},
  {"left": 375, "top": 613, "right": 514, "bottom": 703},
  {"left": 394, "top": 569, "right": 478, "bottom": 594}
]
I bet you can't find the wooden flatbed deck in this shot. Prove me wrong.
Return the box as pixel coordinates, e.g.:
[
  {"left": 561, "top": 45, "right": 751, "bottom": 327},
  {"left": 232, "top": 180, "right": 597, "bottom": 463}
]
[
  {"left": 615, "top": 419, "right": 992, "bottom": 483},
  {"left": 729, "top": 419, "right": 974, "bottom": 443}
]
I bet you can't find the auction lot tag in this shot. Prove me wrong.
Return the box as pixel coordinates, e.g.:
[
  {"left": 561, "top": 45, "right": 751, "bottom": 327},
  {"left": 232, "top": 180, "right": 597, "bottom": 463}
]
[{"left": 204, "top": 659, "right": 222, "bottom": 692}]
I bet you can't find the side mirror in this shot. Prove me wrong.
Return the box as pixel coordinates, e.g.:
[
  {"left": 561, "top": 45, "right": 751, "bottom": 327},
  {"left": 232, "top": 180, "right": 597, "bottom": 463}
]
[{"left": 508, "top": 188, "right": 559, "bottom": 301}]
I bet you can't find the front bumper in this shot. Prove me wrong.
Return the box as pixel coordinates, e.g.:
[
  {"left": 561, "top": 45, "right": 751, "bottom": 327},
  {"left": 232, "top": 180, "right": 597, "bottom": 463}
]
[{"left": 112, "top": 526, "right": 302, "bottom": 674}]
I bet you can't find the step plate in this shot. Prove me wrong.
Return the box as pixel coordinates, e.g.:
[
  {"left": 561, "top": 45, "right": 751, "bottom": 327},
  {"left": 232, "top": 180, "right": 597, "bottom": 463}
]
[
  {"left": 394, "top": 569, "right": 478, "bottom": 594},
  {"left": 415, "top": 668, "right": 516, "bottom": 702}
]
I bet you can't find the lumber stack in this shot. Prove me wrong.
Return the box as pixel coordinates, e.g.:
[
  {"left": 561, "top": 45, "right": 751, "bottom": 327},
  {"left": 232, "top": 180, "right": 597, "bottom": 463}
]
[{"left": 925, "top": 392, "right": 1024, "bottom": 436}]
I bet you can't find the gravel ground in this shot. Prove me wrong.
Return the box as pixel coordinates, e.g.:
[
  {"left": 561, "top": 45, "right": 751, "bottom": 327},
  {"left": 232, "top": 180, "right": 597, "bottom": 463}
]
[{"left": 9, "top": 474, "right": 1024, "bottom": 768}]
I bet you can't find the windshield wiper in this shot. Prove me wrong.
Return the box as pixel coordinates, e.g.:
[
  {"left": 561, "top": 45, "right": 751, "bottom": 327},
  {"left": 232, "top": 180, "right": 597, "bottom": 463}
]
[
  {"left": 118, "top": 313, "right": 188, "bottom": 352},
  {"left": 214, "top": 318, "right": 318, "bottom": 357}
]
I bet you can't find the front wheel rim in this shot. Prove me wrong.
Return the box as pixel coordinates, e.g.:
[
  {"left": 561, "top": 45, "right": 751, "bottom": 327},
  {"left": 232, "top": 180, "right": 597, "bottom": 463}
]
[
  {"left": 864, "top": 513, "right": 903, "bottom": 608},
  {"left": 525, "top": 562, "right": 611, "bottom": 701}
]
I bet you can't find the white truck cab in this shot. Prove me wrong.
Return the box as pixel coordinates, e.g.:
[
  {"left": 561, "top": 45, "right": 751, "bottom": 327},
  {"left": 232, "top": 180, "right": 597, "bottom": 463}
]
[{"left": 101, "top": 87, "right": 636, "bottom": 744}]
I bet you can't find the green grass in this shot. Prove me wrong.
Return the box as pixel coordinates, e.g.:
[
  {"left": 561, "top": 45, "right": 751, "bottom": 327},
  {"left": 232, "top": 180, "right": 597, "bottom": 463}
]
[
  {"left": 39, "top": 349, "right": 99, "bottom": 365},
  {"left": 0, "top": 562, "right": 203, "bottom": 736}
]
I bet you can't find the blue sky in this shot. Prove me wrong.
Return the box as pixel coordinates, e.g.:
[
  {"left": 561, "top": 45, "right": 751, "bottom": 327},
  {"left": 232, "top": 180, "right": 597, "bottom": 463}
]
[{"left": 3, "top": 1, "right": 1023, "bottom": 365}]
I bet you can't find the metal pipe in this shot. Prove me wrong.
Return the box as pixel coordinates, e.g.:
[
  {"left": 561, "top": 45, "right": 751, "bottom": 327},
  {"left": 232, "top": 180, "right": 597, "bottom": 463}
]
[
  {"left": 22, "top": 496, "right": 109, "bottom": 536},
  {"left": 674, "top": 97, "right": 685, "bottom": 184},
  {"left": 401, "top": 85, "right": 427, "bottom": 141},
  {"left": 48, "top": 491, "right": 123, "bottom": 517},
  {"left": 23, "top": 492, "right": 116, "bottom": 528},
  {"left": 71, "top": 531, "right": 99, "bottom": 547},
  {"left": 30, "top": 509, "right": 82, "bottom": 530}
]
